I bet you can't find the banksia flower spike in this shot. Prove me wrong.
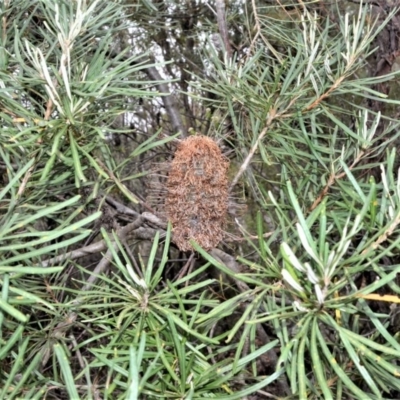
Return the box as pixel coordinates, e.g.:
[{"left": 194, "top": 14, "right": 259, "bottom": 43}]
[{"left": 165, "top": 135, "right": 229, "bottom": 251}]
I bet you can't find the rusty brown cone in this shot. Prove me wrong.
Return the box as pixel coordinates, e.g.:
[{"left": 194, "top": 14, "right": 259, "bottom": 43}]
[{"left": 165, "top": 135, "right": 230, "bottom": 251}]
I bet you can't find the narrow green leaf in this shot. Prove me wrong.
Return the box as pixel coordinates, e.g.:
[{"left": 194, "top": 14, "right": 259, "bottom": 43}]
[
  {"left": 310, "top": 320, "right": 333, "bottom": 399},
  {"left": 316, "top": 325, "right": 369, "bottom": 399},
  {"left": 163, "top": 310, "right": 219, "bottom": 345},
  {"left": 6, "top": 286, "right": 55, "bottom": 310},
  {"left": 339, "top": 159, "right": 366, "bottom": 202},
  {"left": 40, "top": 128, "right": 67, "bottom": 181},
  {"left": 257, "top": 211, "right": 267, "bottom": 259},
  {"left": 69, "top": 131, "right": 86, "bottom": 185},
  {"left": 5, "top": 195, "right": 81, "bottom": 234},
  {"left": 0, "top": 299, "right": 27, "bottom": 322},
  {"left": 347, "top": 335, "right": 400, "bottom": 380},
  {"left": 127, "top": 346, "right": 139, "bottom": 400},
  {"left": 167, "top": 314, "right": 187, "bottom": 391},
  {"left": 5, "top": 231, "right": 93, "bottom": 264},
  {"left": 339, "top": 330, "right": 381, "bottom": 396},
  {"left": 297, "top": 329, "right": 308, "bottom": 399},
  {"left": 286, "top": 180, "right": 313, "bottom": 243},
  {"left": 145, "top": 231, "right": 159, "bottom": 284},
  {"left": 205, "top": 369, "right": 283, "bottom": 400},
  {"left": 0, "top": 325, "right": 25, "bottom": 360},
  {"left": 54, "top": 343, "right": 80, "bottom": 400},
  {"left": 0, "top": 158, "right": 35, "bottom": 202},
  {"left": 0, "top": 266, "right": 63, "bottom": 274}
]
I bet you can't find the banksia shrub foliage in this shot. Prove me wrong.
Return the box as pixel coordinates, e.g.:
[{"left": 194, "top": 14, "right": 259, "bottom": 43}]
[{"left": 165, "top": 135, "right": 229, "bottom": 251}]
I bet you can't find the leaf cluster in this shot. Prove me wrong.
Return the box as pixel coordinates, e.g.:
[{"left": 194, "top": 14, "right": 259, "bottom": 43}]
[
  {"left": 2, "top": 1, "right": 400, "bottom": 399},
  {"left": 192, "top": 2, "right": 400, "bottom": 398}
]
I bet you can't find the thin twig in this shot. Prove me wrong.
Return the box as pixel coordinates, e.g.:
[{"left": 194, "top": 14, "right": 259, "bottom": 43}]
[
  {"left": 248, "top": 0, "right": 282, "bottom": 63},
  {"left": 17, "top": 163, "right": 34, "bottom": 197},
  {"left": 309, "top": 149, "right": 367, "bottom": 211},
  {"left": 229, "top": 110, "right": 276, "bottom": 191},
  {"left": 362, "top": 212, "right": 400, "bottom": 255},
  {"left": 177, "top": 253, "right": 195, "bottom": 281},
  {"left": 304, "top": 76, "right": 346, "bottom": 112},
  {"left": 105, "top": 195, "right": 139, "bottom": 217}
]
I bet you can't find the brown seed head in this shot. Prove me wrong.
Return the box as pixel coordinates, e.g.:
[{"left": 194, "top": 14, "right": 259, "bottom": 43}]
[{"left": 165, "top": 135, "right": 229, "bottom": 251}]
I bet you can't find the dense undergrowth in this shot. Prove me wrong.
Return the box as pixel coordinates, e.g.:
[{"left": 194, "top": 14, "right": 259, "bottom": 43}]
[{"left": 1, "top": 1, "right": 400, "bottom": 399}]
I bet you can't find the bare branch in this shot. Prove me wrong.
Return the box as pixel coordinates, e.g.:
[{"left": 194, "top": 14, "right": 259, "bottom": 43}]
[
  {"left": 105, "top": 49, "right": 187, "bottom": 138},
  {"left": 215, "top": 0, "right": 232, "bottom": 58},
  {"left": 145, "top": 65, "right": 187, "bottom": 137},
  {"left": 41, "top": 216, "right": 145, "bottom": 267},
  {"left": 105, "top": 195, "right": 139, "bottom": 217}
]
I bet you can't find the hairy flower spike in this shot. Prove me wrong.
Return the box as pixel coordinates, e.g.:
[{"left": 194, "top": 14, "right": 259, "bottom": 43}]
[{"left": 165, "top": 135, "right": 229, "bottom": 251}]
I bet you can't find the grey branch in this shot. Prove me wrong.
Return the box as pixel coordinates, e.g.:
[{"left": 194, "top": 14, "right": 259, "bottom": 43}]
[
  {"left": 106, "top": 49, "right": 187, "bottom": 138},
  {"left": 145, "top": 65, "right": 187, "bottom": 137},
  {"left": 215, "top": 0, "right": 232, "bottom": 58},
  {"left": 41, "top": 216, "right": 145, "bottom": 267}
]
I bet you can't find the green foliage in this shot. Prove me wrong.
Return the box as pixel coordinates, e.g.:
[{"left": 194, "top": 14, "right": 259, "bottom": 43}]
[
  {"left": 2, "top": 0, "right": 400, "bottom": 399},
  {"left": 66, "top": 227, "right": 282, "bottom": 399},
  {"left": 1, "top": 0, "right": 162, "bottom": 190},
  {"left": 194, "top": 3, "right": 400, "bottom": 398},
  {"left": 243, "top": 149, "right": 400, "bottom": 398}
]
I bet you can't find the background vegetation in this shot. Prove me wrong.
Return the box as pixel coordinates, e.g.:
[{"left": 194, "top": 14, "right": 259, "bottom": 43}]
[{"left": 1, "top": 0, "right": 400, "bottom": 399}]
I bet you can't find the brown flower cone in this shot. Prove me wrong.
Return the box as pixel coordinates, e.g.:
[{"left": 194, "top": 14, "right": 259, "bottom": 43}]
[{"left": 165, "top": 135, "right": 229, "bottom": 251}]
